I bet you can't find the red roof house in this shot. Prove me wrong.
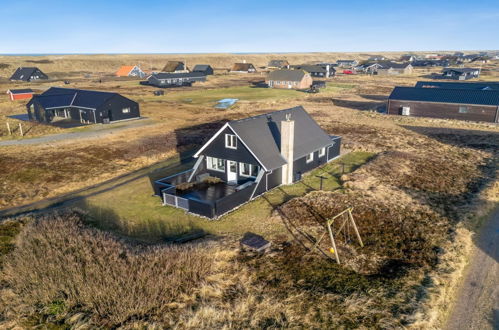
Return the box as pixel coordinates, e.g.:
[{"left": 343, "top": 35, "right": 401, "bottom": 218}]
[{"left": 7, "top": 89, "right": 33, "bottom": 101}]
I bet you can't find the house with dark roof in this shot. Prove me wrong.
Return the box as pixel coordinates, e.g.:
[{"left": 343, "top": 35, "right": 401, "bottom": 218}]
[
  {"left": 267, "top": 60, "right": 290, "bottom": 69},
  {"left": 355, "top": 63, "right": 384, "bottom": 74},
  {"left": 26, "top": 87, "right": 140, "bottom": 124},
  {"left": 400, "top": 55, "right": 417, "bottom": 62},
  {"left": 265, "top": 70, "right": 312, "bottom": 89},
  {"left": 7, "top": 89, "right": 33, "bottom": 101},
  {"left": 192, "top": 64, "right": 214, "bottom": 75},
  {"left": 292, "top": 65, "right": 334, "bottom": 78},
  {"left": 230, "top": 63, "right": 257, "bottom": 73},
  {"left": 336, "top": 60, "right": 358, "bottom": 68},
  {"left": 441, "top": 68, "right": 480, "bottom": 80},
  {"left": 387, "top": 86, "right": 499, "bottom": 123},
  {"left": 415, "top": 81, "right": 499, "bottom": 90},
  {"left": 376, "top": 62, "right": 413, "bottom": 75},
  {"left": 368, "top": 55, "right": 387, "bottom": 61},
  {"left": 116, "top": 65, "right": 146, "bottom": 78},
  {"left": 146, "top": 72, "right": 206, "bottom": 87},
  {"left": 152, "top": 106, "right": 342, "bottom": 218},
  {"left": 162, "top": 61, "right": 189, "bottom": 73},
  {"left": 10, "top": 67, "right": 48, "bottom": 82}
]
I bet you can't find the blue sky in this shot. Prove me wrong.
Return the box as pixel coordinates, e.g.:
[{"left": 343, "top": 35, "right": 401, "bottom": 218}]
[{"left": 0, "top": 0, "right": 498, "bottom": 53}]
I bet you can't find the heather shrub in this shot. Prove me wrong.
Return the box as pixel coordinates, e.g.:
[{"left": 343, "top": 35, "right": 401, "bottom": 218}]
[{"left": 2, "top": 212, "right": 213, "bottom": 327}]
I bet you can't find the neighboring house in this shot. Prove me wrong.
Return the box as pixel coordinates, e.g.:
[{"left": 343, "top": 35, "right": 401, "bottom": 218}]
[
  {"left": 162, "top": 61, "right": 189, "bottom": 73},
  {"left": 412, "top": 60, "right": 450, "bottom": 67},
  {"left": 415, "top": 81, "right": 499, "bottom": 90},
  {"left": 26, "top": 87, "right": 140, "bottom": 124},
  {"left": 292, "top": 65, "right": 334, "bottom": 78},
  {"left": 192, "top": 64, "right": 214, "bottom": 75},
  {"left": 267, "top": 60, "right": 290, "bottom": 69},
  {"left": 400, "top": 55, "right": 417, "bottom": 62},
  {"left": 146, "top": 72, "right": 206, "bottom": 87},
  {"left": 152, "top": 106, "right": 342, "bottom": 218},
  {"left": 441, "top": 68, "right": 480, "bottom": 80},
  {"left": 336, "top": 60, "right": 358, "bottom": 68},
  {"left": 115, "top": 65, "right": 146, "bottom": 78},
  {"left": 7, "top": 89, "right": 33, "bottom": 101},
  {"left": 387, "top": 86, "right": 499, "bottom": 123},
  {"left": 377, "top": 62, "right": 413, "bottom": 75},
  {"left": 230, "top": 63, "right": 257, "bottom": 73},
  {"left": 10, "top": 67, "right": 48, "bottom": 82},
  {"left": 355, "top": 63, "right": 384, "bottom": 74},
  {"left": 265, "top": 70, "right": 313, "bottom": 89},
  {"left": 454, "top": 52, "right": 465, "bottom": 57},
  {"left": 424, "top": 54, "right": 444, "bottom": 60},
  {"left": 368, "top": 55, "right": 386, "bottom": 61}
]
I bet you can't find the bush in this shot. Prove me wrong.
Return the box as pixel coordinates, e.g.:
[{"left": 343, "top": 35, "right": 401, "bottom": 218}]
[{"left": 2, "top": 212, "right": 213, "bottom": 326}]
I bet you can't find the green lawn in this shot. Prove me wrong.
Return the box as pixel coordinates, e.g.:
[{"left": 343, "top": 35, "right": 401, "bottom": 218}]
[
  {"left": 80, "top": 152, "right": 374, "bottom": 243},
  {"left": 164, "top": 86, "right": 304, "bottom": 105}
]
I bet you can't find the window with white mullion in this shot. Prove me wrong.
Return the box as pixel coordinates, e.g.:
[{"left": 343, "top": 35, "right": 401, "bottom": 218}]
[{"left": 225, "top": 134, "right": 237, "bottom": 149}]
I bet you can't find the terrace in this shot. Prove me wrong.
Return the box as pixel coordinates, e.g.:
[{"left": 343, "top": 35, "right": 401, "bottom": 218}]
[{"left": 153, "top": 169, "right": 258, "bottom": 219}]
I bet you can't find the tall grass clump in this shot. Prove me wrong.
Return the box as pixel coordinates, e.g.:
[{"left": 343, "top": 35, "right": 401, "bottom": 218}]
[{"left": 1, "top": 212, "right": 213, "bottom": 327}]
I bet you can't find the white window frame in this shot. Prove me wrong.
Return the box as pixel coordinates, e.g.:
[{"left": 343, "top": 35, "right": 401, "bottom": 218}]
[
  {"left": 225, "top": 134, "right": 237, "bottom": 149},
  {"left": 239, "top": 162, "right": 259, "bottom": 178},
  {"left": 206, "top": 156, "right": 225, "bottom": 172},
  {"left": 306, "top": 152, "right": 314, "bottom": 163},
  {"left": 318, "top": 147, "right": 326, "bottom": 157},
  {"left": 458, "top": 106, "right": 469, "bottom": 113},
  {"left": 122, "top": 107, "right": 130, "bottom": 114}
]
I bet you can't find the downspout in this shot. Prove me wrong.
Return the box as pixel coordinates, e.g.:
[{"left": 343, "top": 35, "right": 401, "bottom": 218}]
[{"left": 495, "top": 106, "right": 499, "bottom": 123}]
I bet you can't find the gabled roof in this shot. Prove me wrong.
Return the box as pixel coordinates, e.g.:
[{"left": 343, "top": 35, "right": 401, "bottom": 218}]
[
  {"left": 7, "top": 88, "right": 33, "bottom": 94},
  {"left": 337, "top": 60, "right": 357, "bottom": 63},
  {"left": 415, "top": 81, "right": 499, "bottom": 90},
  {"left": 163, "top": 61, "right": 187, "bottom": 72},
  {"left": 292, "top": 65, "right": 327, "bottom": 73},
  {"left": 149, "top": 72, "right": 206, "bottom": 79},
  {"left": 231, "top": 63, "right": 255, "bottom": 71},
  {"left": 267, "top": 69, "right": 307, "bottom": 82},
  {"left": 10, "top": 67, "right": 46, "bottom": 81},
  {"left": 268, "top": 60, "right": 289, "bottom": 67},
  {"left": 195, "top": 106, "right": 334, "bottom": 171},
  {"left": 29, "top": 87, "right": 125, "bottom": 110},
  {"left": 116, "top": 65, "right": 136, "bottom": 76},
  {"left": 389, "top": 86, "right": 499, "bottom": 106},
  {"left": 377, "top": 61, "right": 412, "bottom": 69},
  {"left": 442, "top": 67, "right": 480, "bottom": 74},
  {"left": 192, "top": 64, "right": 212, "bottom": 72}
]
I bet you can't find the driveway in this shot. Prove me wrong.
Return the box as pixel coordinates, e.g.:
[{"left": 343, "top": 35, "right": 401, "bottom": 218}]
[
  {"left": 0, "top": 118, "right": 154, "bottom": 146},
  {"left": 446, "top": 208, "right": 499, "bottom": 330}
]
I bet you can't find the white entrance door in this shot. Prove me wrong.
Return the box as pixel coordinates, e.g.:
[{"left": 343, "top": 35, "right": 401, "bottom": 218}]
[{"left": 227, "top": 160, "right": 237, "bottom": 184}]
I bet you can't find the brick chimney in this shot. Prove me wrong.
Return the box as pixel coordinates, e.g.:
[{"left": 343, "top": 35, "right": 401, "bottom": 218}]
[{"left": 280, "top": 114, "right": 294, "bottom": 185}]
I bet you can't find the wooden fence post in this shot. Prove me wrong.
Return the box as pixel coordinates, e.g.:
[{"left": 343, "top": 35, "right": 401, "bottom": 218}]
[
  {"left": 6, "top": 122, "right": 11, "bottom": 135},
  {"left": 19, "top": 123, "right": 23, "bottom": 137}
]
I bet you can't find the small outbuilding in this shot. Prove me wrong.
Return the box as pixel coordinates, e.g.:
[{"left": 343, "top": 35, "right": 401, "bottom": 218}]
[
  {"left": 230, "top": 63, "right": 257, "bottom": 73},
  {"left": 192, "top": 64, "right": 214, "bottom": 75},
  {"left": 266, "top": 70, "right": 312, "bottom": 89},
  {"left": 387, "top": 86, "right": 499, "bottom": 123},
  {"left": 7, "top": 89, "right": 34, "bottom": 101},
  {"left": 26, "top": 87, "right": 140, "bottom": 124},
  {"left": 115, "top": 65, "right": 146, "bottom": 78},
  {"left": 376, "top": 62, "right": 413, "bottom": 75},
  {"left": 10, "top": 67, "right": 48, "bottom": 82}
]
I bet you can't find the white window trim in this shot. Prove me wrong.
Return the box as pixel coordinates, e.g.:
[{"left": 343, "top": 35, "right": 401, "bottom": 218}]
[
  {"left": 225, "top": 134, "right": 237, "bottom": 149},
  {"left": 306, "top": 152, "right": 314, "bottom": 163},
  {"left": 206, "top": 156, "right": 225, "bottom": 172},
  {"left": 239, "top": 162, "right": 259, "bottom": 178},
  {"left": 122, "top": 107, "right": 130, "bottom": 113},
  {"left": 318, "top": 147, "right": 326, "bottom": 157}
]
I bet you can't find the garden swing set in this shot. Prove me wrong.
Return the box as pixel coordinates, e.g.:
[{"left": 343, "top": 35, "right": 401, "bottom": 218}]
[{"left": 311, "top": 207, "right": 363, "bottom": 264}]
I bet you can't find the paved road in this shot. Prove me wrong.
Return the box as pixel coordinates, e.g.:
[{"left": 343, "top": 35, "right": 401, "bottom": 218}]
[
  {"left": 0, "top": 119, "right": 154, "bottom": 146},
  {"left": 446, "top": 208, "right": 499, "bottom": 330}
]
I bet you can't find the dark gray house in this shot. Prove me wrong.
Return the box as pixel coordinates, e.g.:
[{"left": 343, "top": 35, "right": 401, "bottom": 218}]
[
  {"left": 441, "top": 68, "right": 480, "bottom": 80},
  {"left": 387, "top": 86, "right": 499, "bottom": 123},
  {"left": 415, "top": 81, "right": 499, "bottom": 90},
  {"left": 146, "top": 72, "right": 207, "bottom": 87},
  {"left": 153, "top": 106, "right": 342, "bottom": 218},
  {"left": 10, "top": 67, "right": 48, "bottom": 82},
  {"left": 26, "top": 87, "right": 140, "bottom": 124},
  {"left": 292, "top": 65, "right": 334, "bottom": 78},
  {"left": 192, "top": 64, "right": 214, "bottom": 75}
]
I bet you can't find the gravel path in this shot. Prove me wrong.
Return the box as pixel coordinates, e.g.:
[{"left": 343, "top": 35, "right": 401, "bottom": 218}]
[
  {"left": 446, "top": 208, "right": 499, "bottom": 330},
  {"left": 0, "top": 119, "right": 154, "bottom": 146}
]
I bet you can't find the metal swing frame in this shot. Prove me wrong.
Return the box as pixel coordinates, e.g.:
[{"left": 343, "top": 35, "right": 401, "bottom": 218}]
[{"left": 312, "top": 207, "right": 364, "bottom": 264}]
